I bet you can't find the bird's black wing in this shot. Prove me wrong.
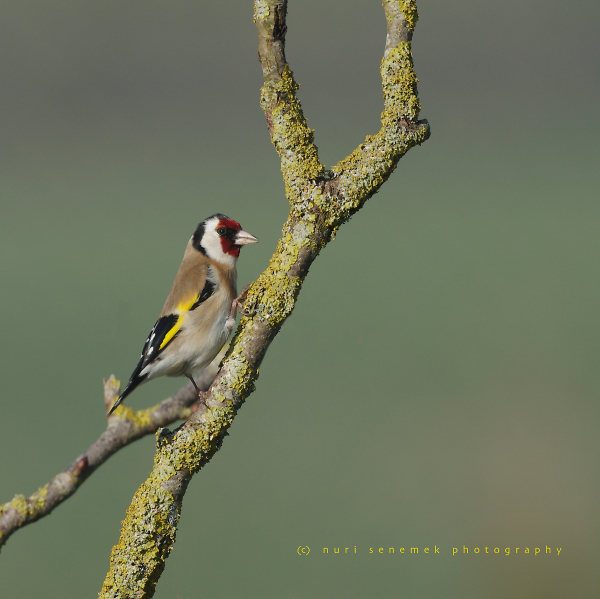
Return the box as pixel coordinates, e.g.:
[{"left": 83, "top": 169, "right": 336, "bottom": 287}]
[
  {"left": 109, "top": 277, "right": 217, "bottom": 414},
  {"left": 109, "top": 314, "right": 179, "bottom": 413}
]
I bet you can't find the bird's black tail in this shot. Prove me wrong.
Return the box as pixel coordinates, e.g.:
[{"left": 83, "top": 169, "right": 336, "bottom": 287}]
[{"left": 108, "top": 360, "right": 148, "bottom": 414}]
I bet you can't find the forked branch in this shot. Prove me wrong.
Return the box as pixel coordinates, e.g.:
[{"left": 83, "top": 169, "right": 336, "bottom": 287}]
[{"left": 17, "top": 2, "right": 428, "bottom": 596}]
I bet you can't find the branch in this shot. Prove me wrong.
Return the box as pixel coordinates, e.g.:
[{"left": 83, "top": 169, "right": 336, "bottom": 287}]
[
  {"left": 323, "top": 0, "right": 429, "bottom": 230},
  {"left": 99, "top": 1, "right": 429, "bottom": 596},
  {"left": 0, "top": 364, "right": 219, "bottom": 550}
]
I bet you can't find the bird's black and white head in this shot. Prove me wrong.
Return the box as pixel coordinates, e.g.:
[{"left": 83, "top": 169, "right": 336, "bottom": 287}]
[{"left": 192, "top": 214, "right": 258, "bottom": 266}]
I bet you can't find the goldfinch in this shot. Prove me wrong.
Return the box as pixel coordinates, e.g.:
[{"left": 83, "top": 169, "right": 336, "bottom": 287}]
[{"left": 109, "top": 214, "right": 258, "bottom": 414}]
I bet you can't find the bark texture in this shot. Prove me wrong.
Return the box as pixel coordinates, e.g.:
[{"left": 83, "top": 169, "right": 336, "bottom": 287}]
[
  {"left": 0, "top": 365, "right": 219, "bottom": 549},
  {"left": 92, "top": 0, "right": 429, "bottom": 595}
]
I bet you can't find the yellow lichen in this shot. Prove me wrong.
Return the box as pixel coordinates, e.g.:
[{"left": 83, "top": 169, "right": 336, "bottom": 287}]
[
  {"left": 261, "top": 65, "right": 324, "bottom": 203},
  {"left": 113, "top": 403, "right": 155, "bottom": 428},
  {"left": 9, "top": 494, "right": 28, "bottom": 516},
  {"left": 30, "top": 484, "right": 49, "bottom": 511},
  {"left": 151, "top": 464, "right": 176, "bottom": 484},
  {"left": 325, "top": 38, "right": 427, "bottom": 225},
  {"left": 100, "top": 480, "right": 177, "bottom": 597},
  {"left": 221, "top": 348, "right": 250, "bottom": 398},
  {"left": 243, "top": 216, "right": 313, "bottom": 326},
  {"left": 396, "top": 0, "right": 419, "bottom": 32},
  {"left": 381, "top": 42, "right": 420, "bottom": 121}
]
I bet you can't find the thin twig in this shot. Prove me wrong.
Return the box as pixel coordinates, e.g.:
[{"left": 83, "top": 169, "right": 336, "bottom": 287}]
[{"left": 0, "top": 360, "right": 220, "bottom": 550}]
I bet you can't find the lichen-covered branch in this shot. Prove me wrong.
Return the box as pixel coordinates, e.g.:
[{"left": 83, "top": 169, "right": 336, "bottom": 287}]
[
  {"left": 0, "top": 366, "right": 217, "bottom": 550},
  {"left": 99, "top": 1, "right": 429, "bottom": 597},
  {"left": 320, "top": 0, "right": 429, "bottom": 232}
]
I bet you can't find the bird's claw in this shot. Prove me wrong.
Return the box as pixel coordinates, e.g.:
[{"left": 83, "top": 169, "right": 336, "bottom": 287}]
[
  {"left": 230, "top": 285, "right": 252, "bottom": 319},
  {"left": 196, "top": 390, "right": 208, "bottom": 408}
]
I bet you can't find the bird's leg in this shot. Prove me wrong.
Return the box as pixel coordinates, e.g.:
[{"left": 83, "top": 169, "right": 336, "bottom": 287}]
[
  {"left": 187, "top": 375, "right": 203, "bottom": 397},
  {"left": 231, "top": 284, "right": 251, "bottom": 318},
  {"left": 186, "top": 375, "right": 209, "bottom": 410},
  {"left": 225, "top": 285, "right": 251, "bottom": 331}
]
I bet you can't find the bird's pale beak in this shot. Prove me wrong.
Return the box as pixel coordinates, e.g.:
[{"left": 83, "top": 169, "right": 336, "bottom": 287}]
[{"left": 234, "top": 230, "right": 259, "bottom": 245}]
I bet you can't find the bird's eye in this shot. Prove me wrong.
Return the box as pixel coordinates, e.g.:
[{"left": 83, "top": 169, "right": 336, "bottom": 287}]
[{"left": 217, "top": 227, "right": 226, "bottom": 236}]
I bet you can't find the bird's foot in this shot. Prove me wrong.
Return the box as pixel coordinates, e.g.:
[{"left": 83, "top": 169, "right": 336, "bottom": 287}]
[
  {"left": 196, "top": 390, "right": 208, "bottom": 408},
  {"left": 186, "top": 376, "right": 210, "bottom": 409},
  {"left": 230, "top": 284, "right": 252, "bottom": 318}
]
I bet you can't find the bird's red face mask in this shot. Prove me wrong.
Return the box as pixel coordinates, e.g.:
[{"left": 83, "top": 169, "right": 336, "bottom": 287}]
[{"left": 217, "top": 218, "right": 258, "bottom": 257}]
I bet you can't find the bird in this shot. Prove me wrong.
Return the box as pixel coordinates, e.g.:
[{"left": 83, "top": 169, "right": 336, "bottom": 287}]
[{"left": 108, "top": 213, "right": 258, "bottom": 414}]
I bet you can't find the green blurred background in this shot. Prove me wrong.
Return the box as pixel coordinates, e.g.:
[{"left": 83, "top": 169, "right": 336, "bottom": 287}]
[{"left": 1, "top": 1, "right": 599, "bottom": 597}]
